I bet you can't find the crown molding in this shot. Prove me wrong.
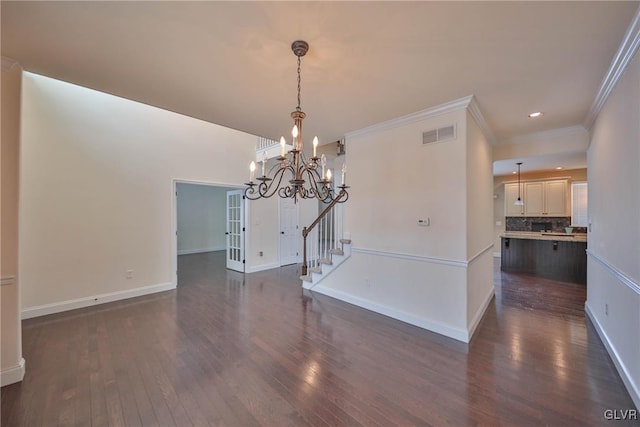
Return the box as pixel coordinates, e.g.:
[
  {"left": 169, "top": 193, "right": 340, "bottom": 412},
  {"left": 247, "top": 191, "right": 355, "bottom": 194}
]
[
  {"left": 1, "top": 56, "right": 19, "bottom": 72},
  {"left": 344, "top": 95, "right": 497, "bottom": 145},
  {"left": 345, "top": 95, "right": 474, "bottom": 140},
  {"left": 584, "top": 5, "right": 640, "bottom": 131},
  {"left": 467, "top": 96, "right": 497, "bottom": 145}
]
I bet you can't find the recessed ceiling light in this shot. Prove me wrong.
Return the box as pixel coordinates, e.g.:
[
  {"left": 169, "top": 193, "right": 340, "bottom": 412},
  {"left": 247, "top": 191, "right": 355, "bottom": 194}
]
[{"left": 528, "top": 111, "right": 543, "bottom": 118}]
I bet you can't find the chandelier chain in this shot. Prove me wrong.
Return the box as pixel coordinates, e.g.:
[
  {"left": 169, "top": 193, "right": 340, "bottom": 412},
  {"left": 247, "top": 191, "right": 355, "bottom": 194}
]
[{"left": 296, "top": 55, "right": 302, "bottom": 112}]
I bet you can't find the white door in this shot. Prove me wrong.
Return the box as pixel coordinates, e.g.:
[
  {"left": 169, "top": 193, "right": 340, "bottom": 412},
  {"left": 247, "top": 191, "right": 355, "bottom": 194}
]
[
  {"left": 279, "top": 197, "right": 299, "bottom": 266},
  {"left": 226, "top": 190, "right": 245, "bottom": 272}
]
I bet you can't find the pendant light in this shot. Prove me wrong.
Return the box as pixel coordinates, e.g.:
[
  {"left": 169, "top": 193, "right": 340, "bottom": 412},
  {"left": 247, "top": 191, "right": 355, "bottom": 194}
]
[{"left": 514, "top": 162, "right": 524, "bottom": 206}]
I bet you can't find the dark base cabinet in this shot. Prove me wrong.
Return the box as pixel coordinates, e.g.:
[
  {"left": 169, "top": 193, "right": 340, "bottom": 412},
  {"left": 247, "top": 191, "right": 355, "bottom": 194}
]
[{"left": 501, "top": 238, "right": 587, "bottom": 284}]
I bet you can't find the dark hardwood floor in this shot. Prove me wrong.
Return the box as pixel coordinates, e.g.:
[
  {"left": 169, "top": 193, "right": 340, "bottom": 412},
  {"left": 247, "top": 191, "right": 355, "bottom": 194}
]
[{"left": 2, "top": 252, "right": 637, "bottom": 426}]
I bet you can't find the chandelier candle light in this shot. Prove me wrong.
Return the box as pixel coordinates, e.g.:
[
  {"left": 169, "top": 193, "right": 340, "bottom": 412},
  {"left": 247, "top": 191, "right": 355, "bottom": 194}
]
[{"left": 244, "top": 40, "right": 349, "bottom": 204}]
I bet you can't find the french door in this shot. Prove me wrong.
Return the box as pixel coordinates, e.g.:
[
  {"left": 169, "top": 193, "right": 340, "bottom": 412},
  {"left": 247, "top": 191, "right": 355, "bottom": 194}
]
[{"left": 226, "top": 190, "right": 245, "bottom": 272}]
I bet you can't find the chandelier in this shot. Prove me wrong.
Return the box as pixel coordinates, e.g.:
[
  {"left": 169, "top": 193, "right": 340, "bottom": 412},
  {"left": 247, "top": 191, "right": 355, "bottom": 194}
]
[{"left": 244, "top": 40, "right": 349, "bottom": 204}]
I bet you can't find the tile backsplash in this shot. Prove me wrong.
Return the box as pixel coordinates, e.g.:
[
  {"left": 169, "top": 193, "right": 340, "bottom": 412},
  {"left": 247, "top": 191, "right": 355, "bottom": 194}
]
[{"left": 505, "top": 216, "right": 587, "bottom": 233}]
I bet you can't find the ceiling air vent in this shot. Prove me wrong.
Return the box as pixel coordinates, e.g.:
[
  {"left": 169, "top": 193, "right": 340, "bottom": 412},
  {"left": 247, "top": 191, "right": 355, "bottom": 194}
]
[{"left": 423, "top": 124, "right": 456, "bottom": 145}]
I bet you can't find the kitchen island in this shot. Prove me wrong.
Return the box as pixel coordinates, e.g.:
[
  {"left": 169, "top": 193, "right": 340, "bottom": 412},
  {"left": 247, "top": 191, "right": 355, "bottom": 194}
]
[{"left": 500, "top": 232, "right": 587, "bottom": 284}]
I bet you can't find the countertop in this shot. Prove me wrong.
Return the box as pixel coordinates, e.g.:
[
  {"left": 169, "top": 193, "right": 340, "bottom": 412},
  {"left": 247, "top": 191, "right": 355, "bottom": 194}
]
[{"left": 500, "top": 231, "right": 587, "bottom": 242}]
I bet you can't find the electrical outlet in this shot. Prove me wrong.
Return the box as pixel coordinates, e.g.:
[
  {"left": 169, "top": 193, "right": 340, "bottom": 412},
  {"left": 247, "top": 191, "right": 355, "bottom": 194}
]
[
  {"left": 126, "top": 269, "right": 134, "bottom": 279},
  {"left": 605, "top": 303, "right": 608, "bottom": 316},
  {"left": 258, "top": 251, "right": 263, "bottom": 257}
]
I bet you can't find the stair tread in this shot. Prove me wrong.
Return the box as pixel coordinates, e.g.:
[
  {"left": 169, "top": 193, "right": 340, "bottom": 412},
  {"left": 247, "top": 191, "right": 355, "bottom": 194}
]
[
  {"left": 309, "top": 266, "right": 323, "bottom": 274},
  {"left": 329, "top": 249, "right": 344, "bottom": 255},
  {"left": 300, "top": 275, "right": 313, "bottom": 282},
  {"left": 340, "top": 239, "right": 352, "bottom": 244},
  {"left": 319, "top": 258, "right": 333, "bottom": 265}
]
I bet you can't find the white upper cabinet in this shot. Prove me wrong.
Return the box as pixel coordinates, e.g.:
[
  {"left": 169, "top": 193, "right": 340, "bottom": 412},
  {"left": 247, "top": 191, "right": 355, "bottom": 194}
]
[
  {"left": 505, "top": 179, "right": 568, "bottom": 217},
  {"left": 543, "top": 180, "right": 568, "bottom": 216},
  {"left": 523, "top": 182, "right": 544, "bottom": 216},
  {"left": 505, "top": 182, "right": 525, "bottom": 216}
]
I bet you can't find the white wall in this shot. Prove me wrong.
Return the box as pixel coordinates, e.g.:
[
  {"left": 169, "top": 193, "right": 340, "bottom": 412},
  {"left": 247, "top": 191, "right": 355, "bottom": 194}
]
[
  {"left": 177, "top": 183, "right": 229, "bottom": 255},
  {"left": 19, "top": 73, "right": 265, "bottom": 317},
  {"left": 1, "top": 62, "right": 25, "bottom": 385},
  {"left": 586, "top": 48, "right": 640, "bottom": 408},
  {"left": 345, "top": 110, "right": 468, "bottom": 260},
  {"left": 312, "top": 101, "right": 493, "bottom": 342},
  {"left": 465, "top": 111, "right": 495, "bottom": 331},
  {"left": 245, "top": 195, "right": 280, "bottom": 272}
]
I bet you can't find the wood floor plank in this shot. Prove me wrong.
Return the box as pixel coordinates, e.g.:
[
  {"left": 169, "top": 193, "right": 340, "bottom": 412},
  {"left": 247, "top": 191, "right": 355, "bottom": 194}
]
[{"left": 2, "top": 252, "right": 637, "bottom": 426}]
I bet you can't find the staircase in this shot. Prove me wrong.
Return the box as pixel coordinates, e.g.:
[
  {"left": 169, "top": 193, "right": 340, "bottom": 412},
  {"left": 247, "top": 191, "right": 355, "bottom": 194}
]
[
  {"left": 300, "top": 197, "right": 351, "bottom": 289},
  {"left": 254, "top": 136, "right": 351, "bottom": 288}
]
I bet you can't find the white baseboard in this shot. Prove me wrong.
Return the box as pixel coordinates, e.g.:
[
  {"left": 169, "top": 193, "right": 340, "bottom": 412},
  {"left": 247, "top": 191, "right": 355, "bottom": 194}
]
[
  {"left": 468, "top": 285, "right": 495, "bottom": 340},
  {"left": 310, "top": 285, "right": 470, "bottom": 343},
  {"left": 585, "top": 303, "right": 640, "bottom": 410},
  {"left": 493, "top": 252, "right": 501, "bottom": 258},
  {"left": 1, "top": 357, "right": 25, "bottom": 387},
  {"left": 245, "top": 262, "right": 281, "bottom": 274},
  {"left": 21, "top": 282, "right": 175, "bottom": 320},
  {"left": 178, "top": 246, "right": 225, "bottom": 255}
]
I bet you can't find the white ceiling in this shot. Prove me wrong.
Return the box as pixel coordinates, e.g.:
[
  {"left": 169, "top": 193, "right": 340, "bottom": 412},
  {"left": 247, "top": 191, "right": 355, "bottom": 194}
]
[{"left": 2, "top": 1, "right": 637, "bottom": 172}]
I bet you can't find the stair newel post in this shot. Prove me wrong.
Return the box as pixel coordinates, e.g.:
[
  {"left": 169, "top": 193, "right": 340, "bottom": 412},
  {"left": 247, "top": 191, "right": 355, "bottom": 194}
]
[{"left": 302, "top": 226, "right": 309, "bottom": 276}]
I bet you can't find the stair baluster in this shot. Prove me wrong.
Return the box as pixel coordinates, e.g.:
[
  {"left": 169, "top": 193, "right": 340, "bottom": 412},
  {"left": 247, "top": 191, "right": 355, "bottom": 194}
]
[{"left": 301, "top": 190, "right": 348, "bottom": 276}]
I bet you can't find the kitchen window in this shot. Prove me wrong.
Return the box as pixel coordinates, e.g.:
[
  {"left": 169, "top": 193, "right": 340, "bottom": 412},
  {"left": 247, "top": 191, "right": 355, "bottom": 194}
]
[{"left": 571, "top": 182, "right": 588, "bottom": 227}]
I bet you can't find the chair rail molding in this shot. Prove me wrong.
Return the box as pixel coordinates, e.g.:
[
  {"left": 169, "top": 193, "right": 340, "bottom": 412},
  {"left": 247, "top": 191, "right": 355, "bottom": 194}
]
[
  {"left": 1, "top": 275, "right": 16, "bottom": 286},
  {"left": 586, "top": 250, "right": 640, "bottom": 295}
]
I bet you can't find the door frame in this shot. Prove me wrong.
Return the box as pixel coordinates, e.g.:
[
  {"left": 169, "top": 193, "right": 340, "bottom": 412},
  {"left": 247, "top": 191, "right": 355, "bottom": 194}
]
[{"left": 171, "top": 179, "right": 244, "bottom": 287}]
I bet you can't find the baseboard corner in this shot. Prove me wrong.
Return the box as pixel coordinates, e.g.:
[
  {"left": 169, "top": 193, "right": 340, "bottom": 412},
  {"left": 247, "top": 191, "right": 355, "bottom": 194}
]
[
  {"left": 1, "top": 357, "right": 25, "bottom": 387},
  {"left": 467, "top": 285, "right": 495, "bottom": 341}
]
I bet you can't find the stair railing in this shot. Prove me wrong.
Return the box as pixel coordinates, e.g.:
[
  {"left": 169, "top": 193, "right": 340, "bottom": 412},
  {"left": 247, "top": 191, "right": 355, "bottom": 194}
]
[{"left": 301, "top": 189, "right": 347, "bottom": 276}]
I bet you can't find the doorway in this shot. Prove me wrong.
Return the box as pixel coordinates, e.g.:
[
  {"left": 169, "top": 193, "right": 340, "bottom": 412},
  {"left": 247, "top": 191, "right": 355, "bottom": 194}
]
[{"left": 173, "top": 181, "right": 244, "bottom": 285}]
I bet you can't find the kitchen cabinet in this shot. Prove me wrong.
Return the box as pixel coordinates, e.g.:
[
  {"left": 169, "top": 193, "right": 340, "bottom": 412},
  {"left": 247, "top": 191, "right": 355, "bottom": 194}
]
[
  {"left": 523, "top": 182, "right": 544, "bottom": 215},
  {"left": 504, "top": 179, "right": 568, "bottom": 217},
  {"left": 504, "top": 183, "right": 525, "bottom": 216},
  {"left": 544, "top": 180, "right": 568, "bottom": 216},
  {"left": 524, "top": 180, "right": 568, "bottom": 216}
]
